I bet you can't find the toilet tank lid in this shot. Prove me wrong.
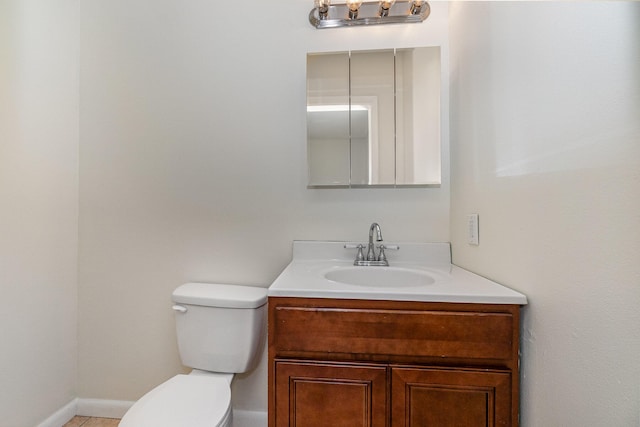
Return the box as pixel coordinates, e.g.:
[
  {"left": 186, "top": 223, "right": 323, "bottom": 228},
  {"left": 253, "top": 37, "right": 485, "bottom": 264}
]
[{"left": 172, "top": 283, "right": 268, "bottom": 309}]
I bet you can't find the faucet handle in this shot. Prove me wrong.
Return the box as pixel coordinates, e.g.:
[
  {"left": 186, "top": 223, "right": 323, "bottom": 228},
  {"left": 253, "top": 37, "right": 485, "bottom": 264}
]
[
  {"left": 344, "top": 243, "right": 365, "bottom": 262},
  {"left": 376, "top": 244, "right": 399, "bottom": 263},
  {"left": 378, "top": 244, "right": 399, "bottom": 251}
]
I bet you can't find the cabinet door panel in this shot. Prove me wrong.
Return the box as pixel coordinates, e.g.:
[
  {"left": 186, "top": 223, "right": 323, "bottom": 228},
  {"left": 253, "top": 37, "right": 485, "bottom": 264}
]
[
  {"left": 275, "top": 361, "right": 387, "bottom": 427},
  {"left": 392, "top": 367, "right": 511, "bottom": 427}
]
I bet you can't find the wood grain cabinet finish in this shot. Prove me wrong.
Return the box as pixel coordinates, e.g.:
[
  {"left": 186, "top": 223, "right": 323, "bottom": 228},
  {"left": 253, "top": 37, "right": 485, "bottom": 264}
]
[
  {"left": 269, "top": 297, "right": 521, "bottom": 427},
  {"left": 275, "top": 361, "right": 387, "bottom": 427},
  {"left": 391, "top": 366, "right": 512, "bottom": 427}
]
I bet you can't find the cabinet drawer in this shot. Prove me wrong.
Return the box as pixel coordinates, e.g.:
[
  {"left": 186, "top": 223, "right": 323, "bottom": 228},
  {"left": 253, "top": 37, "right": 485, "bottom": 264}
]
[{"left": 271, "top": 299, "right": 515, "bottom": 362}]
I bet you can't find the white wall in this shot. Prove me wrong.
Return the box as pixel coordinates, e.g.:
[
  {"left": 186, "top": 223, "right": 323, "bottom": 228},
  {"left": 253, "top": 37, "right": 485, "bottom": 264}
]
[
  {"left": 0, "top": 1, "right": 79, "bottom": 426},
  {"left": 449, "top": 2, "right": 640, "bottom": 425},
  {"left": 78, "top": 0, "right": 450, "bottom": 411}
]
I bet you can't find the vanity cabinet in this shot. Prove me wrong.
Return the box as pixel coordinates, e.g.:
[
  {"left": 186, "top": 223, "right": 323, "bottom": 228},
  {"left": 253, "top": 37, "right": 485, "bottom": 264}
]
[{"left": 268, "top": 297, "right": 521, "bottom": 427}]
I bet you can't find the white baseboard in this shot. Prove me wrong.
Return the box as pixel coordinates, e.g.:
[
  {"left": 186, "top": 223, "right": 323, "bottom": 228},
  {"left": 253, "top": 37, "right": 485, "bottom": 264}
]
[
  {"left": 37, "top": 399, "right": 266, "bottom": 427},
  {"left": 36, "top": 399, "right": 77, "bottom": 427},
  {"left": 76, "top": 398, "right": 134, "bottom": 418}
]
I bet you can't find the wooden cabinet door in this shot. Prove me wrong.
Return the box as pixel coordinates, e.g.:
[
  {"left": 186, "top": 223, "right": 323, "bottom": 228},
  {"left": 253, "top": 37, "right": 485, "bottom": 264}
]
[
  {"left": 275, "top": 361, "right": 388, "bottom": 427},
  {"left": 391, "top": 367, "right": 512, "bottom": 427}
]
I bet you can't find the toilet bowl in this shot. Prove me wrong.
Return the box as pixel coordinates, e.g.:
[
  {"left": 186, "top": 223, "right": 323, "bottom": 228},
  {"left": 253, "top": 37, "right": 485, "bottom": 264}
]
[
  {"left": 119, "top": 371, "right": 234, "bottom": 427},
  {"left": 119, "top": 283, "right": 268, "bottom": 427}
]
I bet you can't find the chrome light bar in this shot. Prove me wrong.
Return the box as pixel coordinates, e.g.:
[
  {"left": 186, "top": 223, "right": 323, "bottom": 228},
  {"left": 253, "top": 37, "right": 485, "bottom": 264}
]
[{"left": 309, "top": 0, "right": 430, "bottom": 29}]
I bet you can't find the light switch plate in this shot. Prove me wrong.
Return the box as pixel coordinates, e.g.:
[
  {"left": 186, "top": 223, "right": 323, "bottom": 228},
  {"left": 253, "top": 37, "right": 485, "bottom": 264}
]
[{"left": 467, "top": 214, "right": 479, "bottom": 245}]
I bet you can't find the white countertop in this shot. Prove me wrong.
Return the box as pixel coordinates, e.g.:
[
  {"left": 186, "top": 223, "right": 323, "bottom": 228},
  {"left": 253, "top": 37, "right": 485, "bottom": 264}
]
[{"left": 268, "top": 241, "right": 528, "bottom": 305}]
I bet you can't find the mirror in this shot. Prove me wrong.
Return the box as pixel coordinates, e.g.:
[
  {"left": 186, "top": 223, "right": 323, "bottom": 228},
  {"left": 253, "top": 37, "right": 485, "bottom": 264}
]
[{"left": 307, "top": 47, "right": 441, "bottom": 188}]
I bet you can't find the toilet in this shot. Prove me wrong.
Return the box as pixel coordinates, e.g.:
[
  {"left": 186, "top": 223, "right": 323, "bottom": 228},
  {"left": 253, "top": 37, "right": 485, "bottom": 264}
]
[{"left": 119, "top": 282, "right": 268, "bottom": 427}]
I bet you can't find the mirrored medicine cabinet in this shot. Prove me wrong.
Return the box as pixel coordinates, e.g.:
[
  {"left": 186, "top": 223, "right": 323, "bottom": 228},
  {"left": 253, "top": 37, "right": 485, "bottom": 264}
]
[{"left": 307, "top": 47, "right": 441, "bottom": 188}]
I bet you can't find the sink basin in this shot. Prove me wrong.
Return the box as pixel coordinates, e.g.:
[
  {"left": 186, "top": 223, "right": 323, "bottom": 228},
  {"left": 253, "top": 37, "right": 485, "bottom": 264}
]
[{"left": 324, "top": 267, "right": 435, "bottom": 287}]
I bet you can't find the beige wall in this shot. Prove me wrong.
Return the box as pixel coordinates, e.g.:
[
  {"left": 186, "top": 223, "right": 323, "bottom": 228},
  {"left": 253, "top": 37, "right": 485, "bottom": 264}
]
[
  {"left": 77, "top": 0, "right": 450, "bottom": 410},
  {"left": 0, "top": 0, "right": 79, "bottom": 426},
  {"left": 449, "top": 2, "right": 640, "bottom": 425}
]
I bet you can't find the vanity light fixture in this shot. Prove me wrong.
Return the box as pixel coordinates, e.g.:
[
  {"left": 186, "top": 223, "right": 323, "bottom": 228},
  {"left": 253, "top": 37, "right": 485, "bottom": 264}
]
[{"left": 309, "top": 0, "right": 430, "bottom": 29}]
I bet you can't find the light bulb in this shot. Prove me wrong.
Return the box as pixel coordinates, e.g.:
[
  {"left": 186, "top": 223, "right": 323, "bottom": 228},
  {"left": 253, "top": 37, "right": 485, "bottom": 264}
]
[
  {"left": 315, "top": 0, "right": 331, "bottom": 19},
  {"left": 346, "top": 0, "right": 363, "bottom": 18},
  {"left": 410, "top": 0, "right": 425, "bottom": 14},
  {"left": 380, "top": 0, "right": 395, "bottom": 9},
  {"left": 346, "top": 0, "right": 363, "bottom": 11},
  {"left": 379, "top": 0, "right": 396, "bottom": 16}
]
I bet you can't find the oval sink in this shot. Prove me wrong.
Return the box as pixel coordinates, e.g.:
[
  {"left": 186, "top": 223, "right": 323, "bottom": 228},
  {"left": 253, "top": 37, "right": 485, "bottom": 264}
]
[{"left": 324, "top": 267, "right": 435, "bottom": 288}]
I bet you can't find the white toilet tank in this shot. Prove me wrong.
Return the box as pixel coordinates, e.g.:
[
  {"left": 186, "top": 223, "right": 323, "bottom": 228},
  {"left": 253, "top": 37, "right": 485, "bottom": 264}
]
[{"left": 171, "top": 283, "right": 268, "bottom": 373}]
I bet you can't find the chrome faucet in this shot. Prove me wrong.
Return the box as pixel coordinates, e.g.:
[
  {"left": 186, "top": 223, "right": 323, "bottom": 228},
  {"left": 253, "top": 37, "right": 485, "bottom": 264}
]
[
  {"left": 366, "top": 222, "right": 383, "bottom": 261},
  {"left": 344, "top": 223, "right": 399, "bottom": 266}
]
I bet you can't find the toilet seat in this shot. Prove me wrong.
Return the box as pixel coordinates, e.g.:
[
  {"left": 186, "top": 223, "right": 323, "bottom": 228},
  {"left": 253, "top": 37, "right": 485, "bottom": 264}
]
[{"left": 119, "top": 374, "right": 232, "bottom": 427}]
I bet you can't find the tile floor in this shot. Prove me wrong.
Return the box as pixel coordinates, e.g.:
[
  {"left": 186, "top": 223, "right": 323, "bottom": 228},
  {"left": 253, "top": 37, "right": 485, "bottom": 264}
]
[{"left": 63, "top": 416, "right": 120, "bottom": 427}]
